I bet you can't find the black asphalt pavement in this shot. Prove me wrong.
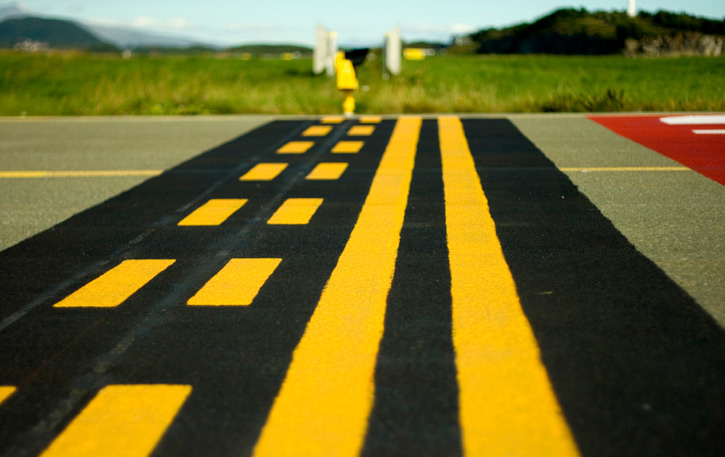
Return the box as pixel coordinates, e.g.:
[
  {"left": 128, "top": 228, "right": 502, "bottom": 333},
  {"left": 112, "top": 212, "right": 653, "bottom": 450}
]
[{"left": 0, "top": 117, "right": 723, "bottom": 457}]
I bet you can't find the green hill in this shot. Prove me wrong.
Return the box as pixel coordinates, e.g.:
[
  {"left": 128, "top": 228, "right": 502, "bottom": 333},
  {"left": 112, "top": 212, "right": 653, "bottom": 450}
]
[
  {"left": 226, "top": 44, "right": 312, "bottom": 55},
  {"left": 466, "top": 9, "right": 725, "bottom": 55},
  {"left": 0, "top": 16, "right": 117, "bottom": 51}
]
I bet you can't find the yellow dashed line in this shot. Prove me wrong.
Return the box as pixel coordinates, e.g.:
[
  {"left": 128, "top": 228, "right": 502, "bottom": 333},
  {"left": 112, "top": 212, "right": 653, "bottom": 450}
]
[
  {"left": 0, "top": 386, "right": 16, "bottom": 405},
  {"left": 359, "top": 116, "right": 382, "bottom": 124},
  {"left": 187, "top": 258, "right": 281, "bottom": 306},
  {"left": 277, "top": 141, "right": 314, "bottom": 154},
  {"left": 0, "top": 170, "right": 162, "bottom": 178},
  {"left": 347, "top": 126, "right": 375, "bottom": 136},
  {"left": 332, "top": 141, "right": 364, "bottom": 154},
  {"left": 178, "top": 199, "right": 247, "bottom": 226},
  {"left": 321, "top": 116, "right": 344, "bottom": 124},
  {"left": 239, "top": 163, "right": 288, "bottom": 181},
  {"left": 306, "top": 163, "right": 348, "bottom": 180},
  {"left": 267, "top": 198, "right": 323, "bottom": 225},
  {"left": 302, "top": 126, "right": 333, "bottom": 137},
  {"left": 40, "top": 385, "right": 191, "bottom": 457},
  {"left": 54, "top": 260, "right": 175, "bottom": 308},
  {"left": 252, "top": 117, "right": 421, "bottom": 457},
  {"left": 439, "top": 116, "right": 580, "bottom": 457}
]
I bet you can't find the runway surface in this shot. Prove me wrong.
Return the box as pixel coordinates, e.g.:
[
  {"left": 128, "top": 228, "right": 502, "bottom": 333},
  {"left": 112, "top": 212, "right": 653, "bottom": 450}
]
[{"left": 0, "top": 114, "right": 723, "bottom": 457}]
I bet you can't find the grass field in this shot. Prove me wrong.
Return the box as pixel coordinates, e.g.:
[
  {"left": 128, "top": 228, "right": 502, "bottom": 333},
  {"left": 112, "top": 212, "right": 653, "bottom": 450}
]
[{"left": 1, "top": 51, "right": 723, "bottom": 115}]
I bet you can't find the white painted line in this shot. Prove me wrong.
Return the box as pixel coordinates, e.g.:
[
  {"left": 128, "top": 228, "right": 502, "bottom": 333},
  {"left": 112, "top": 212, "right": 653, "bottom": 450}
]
[
  {"left": 693, "top": 129, "right": 725, "bottom": 135},
  {"left": 660, "top": 115, "right": 725, "bottom": 125}
]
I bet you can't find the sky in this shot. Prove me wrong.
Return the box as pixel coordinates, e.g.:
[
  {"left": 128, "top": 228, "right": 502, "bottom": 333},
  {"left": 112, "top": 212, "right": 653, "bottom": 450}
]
[{"left": 7, "top": 0, "right": 725, "bottom": 47}]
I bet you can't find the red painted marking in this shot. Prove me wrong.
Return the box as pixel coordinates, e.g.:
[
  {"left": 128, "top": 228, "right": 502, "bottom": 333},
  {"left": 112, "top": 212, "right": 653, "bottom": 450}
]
[{"left": 588, "top": 115, "right": 725, "bottom": 185}]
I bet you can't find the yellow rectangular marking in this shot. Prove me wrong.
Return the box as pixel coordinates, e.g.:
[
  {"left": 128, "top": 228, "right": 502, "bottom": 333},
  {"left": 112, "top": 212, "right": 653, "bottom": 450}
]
[
  {"left": 54, "top": 260, "right": 175, "bottom": 308},
  {"left": 306, "top": 163, "right": 348, "bottom": 180},
  {"left": 332, "top": 141, "right": 364, "bottom": 154},
  {"left": 40, "top": 384, "right": 191, "bottom": 457},
  {"left": 347, "top": 125, "right": 375, "bottom": 136},
  {"left": 239, "top": 163, "right": 288, "bottom": 181},
  {"left": 267, "top": 198, "right": 324, "bottom": 225},
  {"left": 0, "top": 386, "right": 16, "bottom": 405},
  {"left": 302, "top": 126, "right": 333, "bottom": 137},
  {"left": 187, "top": 258, "right": 281, "bottom": 306},
  {"left": 277, "top": 141, "right": 314, "bottom": 154},
  {"left": 439, "top": 116, "right": 580, "bottom": 457},
  {"left": 0, "top": 170, "right": 163, "bottom": 179},
  {"left": 359, "top": 116, "right": 382, "bottom": 124},
  {"left": 252, "top": 117, "right": 421, "bottom": 457},
  {"left": 321, "top": 116, "right": 344, "bottom": 124},
  {"left": 178, "top": 199, "right": 247, "bottom": 226}
]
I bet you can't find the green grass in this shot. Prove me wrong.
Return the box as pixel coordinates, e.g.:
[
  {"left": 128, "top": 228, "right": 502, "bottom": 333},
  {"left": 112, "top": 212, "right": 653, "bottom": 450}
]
[{"left": 1, "top": 51, "right": 723, "bottom": 115}]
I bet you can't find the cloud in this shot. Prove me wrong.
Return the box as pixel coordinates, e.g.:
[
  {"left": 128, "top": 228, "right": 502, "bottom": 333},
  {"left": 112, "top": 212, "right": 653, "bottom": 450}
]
[
  {"left": 401, "top": 23, "right": 476, "bottom": 42},
  {"left": 131, "top": 16, "right": 192, "bottom": 30}
]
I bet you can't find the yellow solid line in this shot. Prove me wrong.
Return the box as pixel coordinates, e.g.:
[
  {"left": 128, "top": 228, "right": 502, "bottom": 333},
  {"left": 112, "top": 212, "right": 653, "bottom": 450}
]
[
  {"left": 178, "top": 199, "right": 247, "bottom": 226},
  {"left": 253, "top": 117, "right": 421, "bottom": 457},
  {"left": 40, "top": 384, "right": 191, "bottom": 457},
  {"left": 321, "top": 116, "right": 344, "bottom": 124},
  {"left": 277, "top": 141, "right": 314, "bottom": 154},
  {"left": 359, "top": 116, "right": 382, "bottom": 124},
  {"left": 302, "top": 126, "right": 333, "bottom": 137},
  {"left": 332, "top": 141, "right": 364, "bottom": 154},
  {"left": 187, "top": 258, "right": 281, "bottom": 306},
  {"left": 54, "top": 260, "right": 175, "bottom": 308},
  {"left": 348, "top": 125, "right": 375, "bottom": 136},
  {"left": 439, "top": 116, "right": 580, "bottom": 457},
  {"left": 306, "top": 163, "right": 348, "bottom": 180},
  {"left": 240, "top": 163, "right": 288, "bottom": 181},
  {"left": 560, "top": 166, "right": 689, "bottom": 172},
  {"left": 0, "top": 170, "right": 162, "bottom": 178},
  {"left": 267, "top": 198, "right": 323, "bottom": 225},
  {"left": 0, "top": 386, "right": 16, "bottom": 405}
]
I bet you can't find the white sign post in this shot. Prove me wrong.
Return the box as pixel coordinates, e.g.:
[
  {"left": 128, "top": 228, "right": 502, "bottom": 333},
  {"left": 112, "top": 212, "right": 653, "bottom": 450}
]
[
  {"left": 313, "top": 26, "right": 339, "bottom": 76},
  {"left": 383, "top": 26, "right": 402, "bottom": 79},
  {"left": 627, "top": 0, "right": 636, "bottom": 17},
  {"left": 313, "top": 26, "right": 328, "bottom": 75}
]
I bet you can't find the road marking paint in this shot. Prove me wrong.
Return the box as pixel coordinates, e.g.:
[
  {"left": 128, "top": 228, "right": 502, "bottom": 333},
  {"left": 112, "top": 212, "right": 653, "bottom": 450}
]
[
  {"left": 305, "top": 163, "right": 348, "bottom": 180},
  {"left": 439, "top": 117, "right": 580, "bottom": 457},
  {"left": 321, "top": 116, "right": 344, "bottom": 124},
  {"left": 347, "top": 125, "right": 375, "bottom": 136},
  {"left": 560, "top": 166, "right": 689, "bottom": 172},
  {"left": 239, "top": 163, "right": 288, "bottom": 181},
  {"left": 40, "top": 384, "right": 191, "bottom": 457},
  {"left": 277, "top": 141, "right": 314, "bottom": 154},
  {"left": 332, "top": 141, "right": 364, "bottom": 154},
  {"left": 187, "top": 258, "right": 281, "bottom": 306},
  {"left": 0, "top": 386, "right": 16, "bottom": 405},
  {"left": 0, "top": 170, "right": 162, "bottom": 179},
  {"left": 302, "top": 126, "right": 333, "bottom": 137},
  {"left": 660, "top": 115, "right": 725, "bottom": 125},
  {"left": 54, "top": 260, "right": 175, "bottom": 308},
  {"left": 359, "top": 116, "right": 382, "bottom": 124},
  {"left": 178, "top": 199, "right": 247, "bottom": 226},
  {"left": 267, "top": 198, "right": 324, "bottom": 225},
  {"left": 693, "top": 129, "right": 725, "bottom": 135},
  {"left": 253, "top": 117, "right": 421, "bottom": 457}
]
